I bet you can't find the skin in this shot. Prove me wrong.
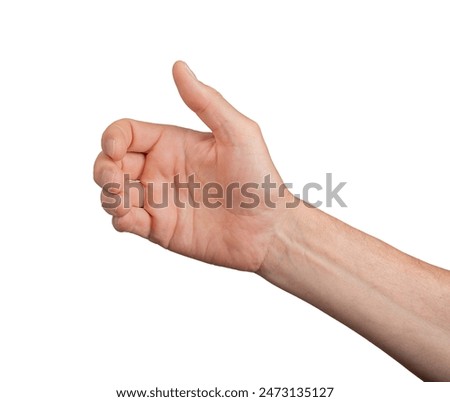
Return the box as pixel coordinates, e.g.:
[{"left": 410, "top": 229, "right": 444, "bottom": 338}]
[{"left": 94, "top": 61, "right": 450, "bottom": 381}]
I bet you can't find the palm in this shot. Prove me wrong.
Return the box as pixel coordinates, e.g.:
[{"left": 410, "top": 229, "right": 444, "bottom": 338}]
[{"left": 137, "top": 126, "right": 285, "bottom": 271}]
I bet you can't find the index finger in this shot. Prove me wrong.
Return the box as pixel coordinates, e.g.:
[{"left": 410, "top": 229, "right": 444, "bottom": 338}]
[{"left": 101, "top": 118, "right": 169, "bottom": 161}]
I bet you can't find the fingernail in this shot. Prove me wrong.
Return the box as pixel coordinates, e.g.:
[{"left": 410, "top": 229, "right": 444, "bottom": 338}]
[
  {"left": 184, "top": 62, "right": 197, "bottom": 79},
  {"left": 104, "top": 138, "right": 116, "bottom": 157}
]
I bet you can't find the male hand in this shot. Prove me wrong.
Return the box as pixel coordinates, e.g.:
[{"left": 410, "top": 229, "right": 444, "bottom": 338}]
[{"left": 94, "top": 61, "right": 295, "bottom": 271}]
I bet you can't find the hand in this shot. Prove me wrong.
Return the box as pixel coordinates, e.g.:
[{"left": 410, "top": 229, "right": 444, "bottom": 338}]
[{"left": 94, "top": 61, "right": 296, "bottom": 271}]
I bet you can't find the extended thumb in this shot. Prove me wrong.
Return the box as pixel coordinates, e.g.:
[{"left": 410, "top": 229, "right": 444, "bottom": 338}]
[{"left": 172, "top": 61, "right": 249, "bottom": 138}]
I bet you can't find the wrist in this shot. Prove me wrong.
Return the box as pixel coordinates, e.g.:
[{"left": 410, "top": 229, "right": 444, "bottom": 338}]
[
  {"left": 258, "top": 198, "right": 313, "bottom": 285},
  {"left": 257, "top": 198, "right": 343, "bottom": 304}
]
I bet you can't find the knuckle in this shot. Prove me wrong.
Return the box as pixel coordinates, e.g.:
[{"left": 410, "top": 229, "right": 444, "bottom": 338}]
[
  {"left": 101, "top": 191, "right": 124, "bottom": 216},
  {"left": 112, "top": 217, "right": 125, "bottom": 232},
  {"left": 109, "top": 118, "right": 132, "bottom": 130},
  {"left": 112, "top": 215, "right": 131, "bottom": 232},
  {"left": 246, "top": 118, "right": 261, "bottom": 132},
  {"left": 206, "top": 84, "right": 222, "bottom": 99},
  {"left": 102, "top": 118, "right": 132, "bottom": 141},
  {"left": 93, "top": 153, "right": 103, "bottom": 184}
]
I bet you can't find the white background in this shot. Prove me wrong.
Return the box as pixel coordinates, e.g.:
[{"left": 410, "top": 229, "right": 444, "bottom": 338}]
[{"left": 1, "top": 1, "right": 449, "bottom": 401}]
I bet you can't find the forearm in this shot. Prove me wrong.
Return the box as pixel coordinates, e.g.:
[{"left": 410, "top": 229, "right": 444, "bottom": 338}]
[{"left": 259, "top": 203, "right": 450, "bottom": 381}]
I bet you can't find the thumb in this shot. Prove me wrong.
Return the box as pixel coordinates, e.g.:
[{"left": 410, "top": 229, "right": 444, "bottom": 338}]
[{"left": 172, "top": 60, "right": 254, "bottom": 142}]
